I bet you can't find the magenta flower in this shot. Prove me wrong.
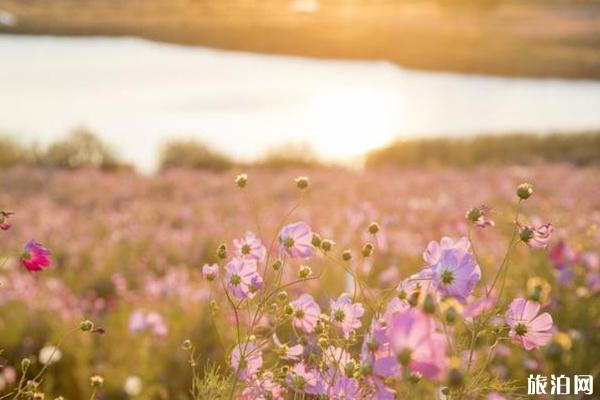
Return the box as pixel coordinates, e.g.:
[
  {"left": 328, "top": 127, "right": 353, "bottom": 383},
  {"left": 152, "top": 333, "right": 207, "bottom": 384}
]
[
  {"left": 548, "top": 241, "right": 577, "bottom": 269},
  {"left": 202, "top": 263, "right": 219, "bottom": 281},
  {"left": 330, "top": 293, "right": 364, "bottom": 338},
  {"left": 521, "top": 224, "right": 553, "bottom": 249},
  {"left": 0, "top": 211, "right": 14, "bottom": 230},
  {"left": 225, "top": 258, "right": 263, "bottom": 299},
  {"left": 231, "top": 343, "right": 263, "bottom": 380},
  {"left": 279, "top": 222, "right": 313, "bottom": 259},
  {"left": 289, "top": 293, "right": 321, "bottom": 333},
  {"left": 388, "top": 309, "right": 448, "bottom": 380},
  {"left": 20, "top": 240, "right": 51, "bottom": 272},
  {"left": 286, "top": 361, "right": 325, "bottom": 395},
  {"left": 428, "top": 237, "right": 481, "bottom": 302},
  {"left": 505, "top": 298, "right": 553, "bottom": 351},
  {"left": 234, "top": 232, "right": 267, "bottom": 262}
]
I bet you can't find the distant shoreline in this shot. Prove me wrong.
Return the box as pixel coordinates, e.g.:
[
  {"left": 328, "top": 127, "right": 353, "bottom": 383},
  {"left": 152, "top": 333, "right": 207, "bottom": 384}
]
[{"left": 2, "top": 0, "right": 600, "bottom": 81}]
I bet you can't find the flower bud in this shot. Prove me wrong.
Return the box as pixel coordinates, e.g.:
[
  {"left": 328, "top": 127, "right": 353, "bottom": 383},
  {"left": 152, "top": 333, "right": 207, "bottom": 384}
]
[
  {"left": 314, "top": 321, "right": 324, "bottom": 335},
  {"left": 520, "top": 227, "right": 534, "bottom": 243},
  {"left": 272, "top": 259, "right": 283, "bottom": 271},
  {"left": 90, "top": 375, "right": 104, "bottom": 388},
  {"left": 446, "top": 368, "right": 464, "bottom": 388},
  {"left": 182, "top": 339, "right": 193, "bottom": 351},
  {"left": 277, "top": 291, "right": 289, "bottom": 302},
  {"left": 209, "top": 300, "right": 219, "bottom": 314},
  {"left": 359, "top": 362, "right": 372, "bottom": 376},
  {"left": 235, "top": 173, "right": 248, "bottom": 188},
  {"left": 311, "top": 233, "right": 322, "bottom": 247},
  {"left": 320, "top": 239, "right": 334, "bottom": 252},
  {"left": 517, "top": 183, "right": 533, "bottom": 200},
  {"left": 342, "top": 249, "right": 352, "bottom": 261},
  {"left": 79, "top": 320, "right": 94, "bottom": 332},
  {"left": 367, "top": 338, "right": 379, "bottom": 352},
  {"left": 361, "top": 243, "right": 374, "bottom": 257},
  {"left": 408, "top": 372, "right": 422, "bottom": 384},
  {"left": 423, "top": 294, "right": 435, "bottom": 314},
  {"left": 466, "top": 207, "right": 482, "bottom": 223},
  {"left": 368, "top": 222, "right": 380, "bottom": 235},
  {"left": 344, "top": 361, "right": 356, "bottom": 378},
  {"left": 318, "top": 337, "right": 328, "bottom": 348},
  {"left": 216, "top": 244, "right": 228, "bottom": 259},
  {"left": 295, "top": 176, "right": 309, "bottom": 190},
  {"left": 298, "top": 265, "right": 312, "bottom": 279}
]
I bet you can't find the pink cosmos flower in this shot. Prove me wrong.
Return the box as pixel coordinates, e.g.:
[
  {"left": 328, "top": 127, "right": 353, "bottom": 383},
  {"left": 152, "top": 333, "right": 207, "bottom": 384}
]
[
  {"left": 231, "top": 343, "right": 263, "bottom": 380},
  {"left": 505, "top": 298, "right": 553, "bottom": 351},
  {"left": 521, "top": 224, "right": 553, "bottom": 249},
  {"left": 328, "top": 377, "right": 358, "bottom": 400},
  {"left": 225, "top": 258, "right": 263, "bottom": 299},
  {"left": 286, "top": 361, "right": 325, "bottom": 395},
  {"left": 330, "top": 293, "right": 364, "bottom": 338},
  {"left": 549, "top": 241, "right": 577, "bottom": 269},
  {"left": 486, "top": 392, "right": 506, "bottom": 400},
  {"left": 289, "top": 293, "right": 321, "bottom": 333},
  {"left": 20, "top": 240, "right": 51, "bottom": 272},
  {"left": 234, "top": 232, "right": 267, "bottom": 262},
  {"left": 467, "top": 205, "right": 495, "bottom": 228},
  {"left": 424, "top": 237, "right": 470, "bottom": 266},
  {"left": 273, "top": 333, "right": 303, "bottom": 361},
  {"left": 323, "top": 346, "right": 351, "bottom": 377},
  {"left": 388, "top": 309, "right": 448, "bottom": 380},
  {"left": 202, "top": 263, "right": 219, "bottom": 281},
  {"left": 279, "top": 222, "right": 313, "bottom": 259},
  {"left": 427, "top": 237, "right": 481, "bottom": 302},
  {"left": 240, "top": 372, "right": 285, "bottom": 400},
  {"left": 0, "top": 211, "right": 14, "bottom": 230},
  {"left": 463, "top": 293, "right": 496, "bottom": 321}
]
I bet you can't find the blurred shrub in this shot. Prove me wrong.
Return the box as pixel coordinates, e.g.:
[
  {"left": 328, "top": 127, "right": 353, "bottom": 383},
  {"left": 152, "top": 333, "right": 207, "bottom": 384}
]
[
  {"left": 159, "top": 139, "right": 233, "bottom": 171},
  {"left": 42, "top": 128, "right": 123, "bottom": 170},
  {"left": 0, "top": 136, "right": 30, "bottom": 168},
  {"left": 258, "top": 142, "right": 321, "bottom": 169},
  {"left": 365, "top": 132, "right": 600, "bottom": 168}
]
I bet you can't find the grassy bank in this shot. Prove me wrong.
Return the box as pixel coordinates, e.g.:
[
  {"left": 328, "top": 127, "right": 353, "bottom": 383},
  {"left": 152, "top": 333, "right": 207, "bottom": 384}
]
[{"left": 366, "top": 132, "right": 600, "bottom": 168}]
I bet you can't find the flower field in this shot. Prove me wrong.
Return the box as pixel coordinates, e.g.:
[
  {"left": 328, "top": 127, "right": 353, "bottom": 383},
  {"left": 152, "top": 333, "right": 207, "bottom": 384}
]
[{"left": 0, "top": 164, "right": 598, "bottom": 399}]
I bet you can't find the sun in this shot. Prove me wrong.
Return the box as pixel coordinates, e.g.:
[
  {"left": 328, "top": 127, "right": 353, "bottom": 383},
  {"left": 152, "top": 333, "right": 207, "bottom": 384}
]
[{"left": 306, "top": 87, "right": 399, "bottom": 160}]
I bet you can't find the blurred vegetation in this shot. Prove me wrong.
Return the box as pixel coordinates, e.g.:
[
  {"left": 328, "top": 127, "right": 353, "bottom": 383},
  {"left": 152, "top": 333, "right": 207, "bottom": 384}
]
[
  {"left": 0, "top": 128, "right": 125, "bottom": 171},
  {"left": 158, "top": 139, "right": 233, "bottom": 172},
  {"left": 257, "top": 142, "right": 321, "bottom": 169},
  {"left": 365, "top": 132, "right": 600, "bottom": 168}
]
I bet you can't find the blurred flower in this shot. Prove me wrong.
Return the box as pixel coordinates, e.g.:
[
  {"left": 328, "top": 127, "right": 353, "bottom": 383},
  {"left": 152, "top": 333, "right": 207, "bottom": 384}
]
[
  {"left": 20, "top": 240, "right": 51, "bottom": 272},
  {"left": 526, "top": 277, "right": 551, "bottom": 304},
  {"left": 388, "top": 309, "right": 448, "bottom": 380},
  {"left": 231, "top": 343, "right": 262, "bottom": 380},
  {"left": 330, "top": 293, "right": 364, "bottom": 338},
  {"left": 486, "top": 391, "right": 506, "bottom": 400},
  {"left": 279, "top": 222, "right": 313, "bottom": 259},
  {"left": 128, "top": 310, "right": 168, "bottom": 337},
  {"left": 0, "top": 211, "right": 14, "bottom": 230},
  {"left": 39, "top": 345, "right": 62, "bottom": 365},
  {"left": 505, "top": 298, "right": 553, "bottom": 351},
  {"left": 225, "top": 258, "right": 263, "bottom": 299},
  {"left": 234, "top": 232, "right": 266, "bottom": 262},
  {"left": 124, "top": 375, "right": 142, "bottom": 396},
  {"left": 549, "top": 241, "right": 577, "bottom": 269},
  {"left": 289, "top": 293, "right": 320, "bottom": 333},
  {"left": 202, "top": 263, "right": 219, "bottom": 281},
  {"left": 240, "top": 372, "right": 284, "bottom": 399},
  {"left": 427, "top": 237, "right": 481, "bottom": 302}
]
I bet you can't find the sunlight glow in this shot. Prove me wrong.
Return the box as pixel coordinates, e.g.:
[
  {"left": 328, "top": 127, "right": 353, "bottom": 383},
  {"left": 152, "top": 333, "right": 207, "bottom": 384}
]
[{"left": 307, "top": 87, "right": 399, "bottom": 160}]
